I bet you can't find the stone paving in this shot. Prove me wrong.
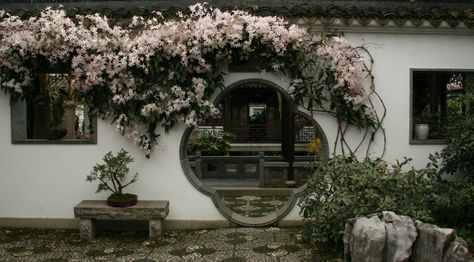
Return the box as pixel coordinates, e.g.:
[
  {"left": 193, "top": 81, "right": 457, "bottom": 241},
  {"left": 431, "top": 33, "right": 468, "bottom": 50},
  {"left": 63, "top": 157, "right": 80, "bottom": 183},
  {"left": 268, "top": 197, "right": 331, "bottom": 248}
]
[{"left": 0, "top": 226, "right": 342, "bottom": 261}]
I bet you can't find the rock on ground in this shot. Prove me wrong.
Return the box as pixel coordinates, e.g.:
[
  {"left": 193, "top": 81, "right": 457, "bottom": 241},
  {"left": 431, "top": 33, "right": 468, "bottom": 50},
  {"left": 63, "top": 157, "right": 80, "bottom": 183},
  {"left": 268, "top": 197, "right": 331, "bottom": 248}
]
[{"left": 344, "top": 211, "right": 470, "bottom": 262}]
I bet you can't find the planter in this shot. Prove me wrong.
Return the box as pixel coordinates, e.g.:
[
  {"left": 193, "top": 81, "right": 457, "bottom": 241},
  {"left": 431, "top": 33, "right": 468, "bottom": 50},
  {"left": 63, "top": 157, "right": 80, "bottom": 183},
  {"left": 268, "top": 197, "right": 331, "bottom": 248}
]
[
  {"left": 415, "top": 124, "right": 430, "bottom": 140},
  {"left": 107, "top": 193, "right": 138, "bottom": 207},
  {"left": 46, "top": 128, "right": 67, "bottom": 140}
]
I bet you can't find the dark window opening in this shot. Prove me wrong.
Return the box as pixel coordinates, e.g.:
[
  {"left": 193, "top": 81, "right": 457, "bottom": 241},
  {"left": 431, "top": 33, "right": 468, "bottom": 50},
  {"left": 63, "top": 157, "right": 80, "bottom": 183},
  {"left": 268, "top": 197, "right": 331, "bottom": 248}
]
[
  {"left": 11, "top": 73, "right": 97, "bottom": 144},
  {"left": 411, "top": 69, "right": 473, "bottom": 143}
]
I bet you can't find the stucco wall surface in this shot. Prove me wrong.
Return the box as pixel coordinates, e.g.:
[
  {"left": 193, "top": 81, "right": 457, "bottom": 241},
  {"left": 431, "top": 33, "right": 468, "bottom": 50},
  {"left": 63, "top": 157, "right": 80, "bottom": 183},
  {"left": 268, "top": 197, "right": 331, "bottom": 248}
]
[{"left": 0, "top": 32, "right": 473, "bottom": 221}]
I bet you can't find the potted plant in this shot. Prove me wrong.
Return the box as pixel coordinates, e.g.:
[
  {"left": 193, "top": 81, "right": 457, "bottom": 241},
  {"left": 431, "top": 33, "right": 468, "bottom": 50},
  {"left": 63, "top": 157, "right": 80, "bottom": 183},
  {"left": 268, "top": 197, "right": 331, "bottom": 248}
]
[
  {"left": 415, "top": 105, "right": 430, "bottom": 140},
  {"left": 86, "top": 149, "right": 139, "bottom": 207}
]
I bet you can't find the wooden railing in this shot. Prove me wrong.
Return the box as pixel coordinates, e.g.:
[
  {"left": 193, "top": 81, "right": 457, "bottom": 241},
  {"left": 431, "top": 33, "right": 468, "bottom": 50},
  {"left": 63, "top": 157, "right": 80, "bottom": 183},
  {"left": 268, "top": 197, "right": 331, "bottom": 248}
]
[{"left": 188, "top": 152, "right": 315, "bottom": 187}]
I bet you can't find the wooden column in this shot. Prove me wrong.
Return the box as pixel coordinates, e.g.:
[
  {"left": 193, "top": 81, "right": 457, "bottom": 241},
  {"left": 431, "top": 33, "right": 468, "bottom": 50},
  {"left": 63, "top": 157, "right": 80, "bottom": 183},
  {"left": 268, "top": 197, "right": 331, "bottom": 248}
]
[{"left": 281, "top": 97, "right": 295, "bottom": 181}]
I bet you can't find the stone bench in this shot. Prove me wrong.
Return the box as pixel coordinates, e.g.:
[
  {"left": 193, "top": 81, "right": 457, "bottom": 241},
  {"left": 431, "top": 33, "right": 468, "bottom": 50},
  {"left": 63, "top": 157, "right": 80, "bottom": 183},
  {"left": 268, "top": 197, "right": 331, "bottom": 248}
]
[{"left": 74, "top": 200, "right": 169, "bottom": 240}]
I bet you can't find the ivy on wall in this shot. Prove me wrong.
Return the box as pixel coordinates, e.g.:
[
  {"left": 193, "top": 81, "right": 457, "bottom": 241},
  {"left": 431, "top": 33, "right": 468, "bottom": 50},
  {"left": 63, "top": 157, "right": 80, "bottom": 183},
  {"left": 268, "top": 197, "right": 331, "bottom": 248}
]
[{"left": 0, "top": 4, "right": 385, "bottom": 157}]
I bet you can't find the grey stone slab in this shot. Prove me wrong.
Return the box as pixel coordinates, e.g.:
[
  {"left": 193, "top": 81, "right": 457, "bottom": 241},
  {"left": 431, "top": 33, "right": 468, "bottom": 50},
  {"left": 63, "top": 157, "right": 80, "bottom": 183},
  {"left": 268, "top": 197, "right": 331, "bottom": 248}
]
[
  {"left": 74, "top": 200, "right": 169, "bottom": 240},
  {"left": 74, "top": 200, "right": 169, "bottom": 220}
]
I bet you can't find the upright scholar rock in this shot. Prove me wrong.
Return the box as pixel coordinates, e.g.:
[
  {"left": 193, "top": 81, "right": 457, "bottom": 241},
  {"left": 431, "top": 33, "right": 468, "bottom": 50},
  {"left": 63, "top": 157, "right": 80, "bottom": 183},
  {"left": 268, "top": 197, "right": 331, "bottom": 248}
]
[
  {"left": 344, "top": 211, "right": 469, "bottom": 262},
  {"left": 382, "top": 211, "right": 417, "bottom": 261},
  {"left": 348, "top": 216, "right": 386, "bottom": 262}
]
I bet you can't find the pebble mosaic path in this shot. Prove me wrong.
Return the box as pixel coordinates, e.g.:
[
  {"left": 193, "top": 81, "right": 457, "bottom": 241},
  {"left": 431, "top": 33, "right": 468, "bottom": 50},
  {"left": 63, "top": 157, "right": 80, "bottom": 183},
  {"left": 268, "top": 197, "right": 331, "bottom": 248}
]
[
  {"left": 221, "top": 195, "right": 290, "bottom": 217},
  {"left": 0, "top": 227, "right": 342, "bottom": 261}
]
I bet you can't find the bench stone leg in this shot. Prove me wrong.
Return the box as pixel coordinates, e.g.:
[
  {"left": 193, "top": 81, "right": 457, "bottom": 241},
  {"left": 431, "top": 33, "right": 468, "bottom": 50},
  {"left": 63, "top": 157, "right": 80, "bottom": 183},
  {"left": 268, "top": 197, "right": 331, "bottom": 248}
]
[
  {"left": 79, "top": 219, "right": 95, "bottom": 240},
  {"left": 149, "top": 219, "right": 163, "bottom": 240}
]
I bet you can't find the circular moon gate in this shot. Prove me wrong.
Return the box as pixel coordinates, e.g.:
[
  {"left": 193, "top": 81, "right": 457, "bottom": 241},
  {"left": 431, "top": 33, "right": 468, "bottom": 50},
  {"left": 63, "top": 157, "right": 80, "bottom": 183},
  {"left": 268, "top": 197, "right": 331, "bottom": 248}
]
[{"left": 180, "top": 79, "right": 329, "bottom": 226}]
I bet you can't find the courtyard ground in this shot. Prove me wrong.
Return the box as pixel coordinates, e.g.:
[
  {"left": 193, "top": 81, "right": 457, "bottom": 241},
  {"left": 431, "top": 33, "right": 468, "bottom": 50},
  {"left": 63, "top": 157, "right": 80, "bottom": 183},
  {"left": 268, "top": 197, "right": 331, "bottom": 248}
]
[{"left": 0, "top": 226, "right": 342, "bottom": 261}]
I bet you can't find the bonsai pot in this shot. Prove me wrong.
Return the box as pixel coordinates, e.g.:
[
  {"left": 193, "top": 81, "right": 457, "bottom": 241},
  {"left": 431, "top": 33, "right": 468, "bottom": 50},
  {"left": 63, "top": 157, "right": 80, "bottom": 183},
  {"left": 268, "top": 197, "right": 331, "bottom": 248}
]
[
  {"left": 47, "top": 128, "right": 67, "bottom": 140},
  {"left": 415, "top": 124, "right": 430, "bottom": 140},
  {"left": 107, "top": 193, "right": 138, "bottom": 207}
]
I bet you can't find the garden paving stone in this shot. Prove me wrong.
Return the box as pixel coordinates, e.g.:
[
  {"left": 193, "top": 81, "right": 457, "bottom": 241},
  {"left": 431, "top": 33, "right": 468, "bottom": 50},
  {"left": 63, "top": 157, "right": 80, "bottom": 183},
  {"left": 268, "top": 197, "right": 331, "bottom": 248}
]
[{"left": 0, "top": 227, "right": 344, "bottom": 261}]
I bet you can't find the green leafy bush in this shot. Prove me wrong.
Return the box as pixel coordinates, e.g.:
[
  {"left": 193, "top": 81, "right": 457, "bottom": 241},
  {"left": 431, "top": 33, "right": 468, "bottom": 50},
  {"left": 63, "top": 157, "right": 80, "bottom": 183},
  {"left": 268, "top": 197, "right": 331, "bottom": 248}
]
[
  {"left": 432, "top": 160, "right": 474, "bottom": 247},
  {"left": 440, "top": 117, "right": 474, "bottom": 176},
  {"left": 431, "top": 75, "right": 474, "bottom": 248},
  {"left": 188, "top": 131, "right": 235, "bottom": 156},
  {"left": 431, "top": 77, "right": 474, "bottom": 246},
  {"left": 441, "top": 74, "right": 474, "bottom": 174},
  {"left": 298, "top": 155, "right": 440, "bottom": 244},
  {"left": 433, "top": 178, "right": 474, "bottom": 226}
]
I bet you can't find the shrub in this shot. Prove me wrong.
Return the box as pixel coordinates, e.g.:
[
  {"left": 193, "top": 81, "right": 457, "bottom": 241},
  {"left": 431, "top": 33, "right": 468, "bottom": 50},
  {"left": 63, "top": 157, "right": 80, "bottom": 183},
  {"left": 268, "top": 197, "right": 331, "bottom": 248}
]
[
  {"left": 441, "top": 74, "right": 474, "bottom": 175},
  {"left": 432, "top": 76, "right": 474, "bottom": 247},
  {"left": 440, "top": 117, "right": 474, "bottom": 175},
  {"left": 188, "top": 131, "right": 235, "bottom": 156},
  {"left": 432, "top": 159, "right": 474, "bottom": 248},
  {"left": 298, "top": 155, "right": 440, "bottom": 244},
  {"left": 433, "top": 178, "right": 474, "bottom": 225}
]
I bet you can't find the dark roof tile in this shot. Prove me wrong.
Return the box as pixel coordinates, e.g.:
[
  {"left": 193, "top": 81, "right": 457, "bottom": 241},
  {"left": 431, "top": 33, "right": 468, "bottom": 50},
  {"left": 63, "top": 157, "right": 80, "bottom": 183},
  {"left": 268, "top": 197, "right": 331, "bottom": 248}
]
[
  {"left": 412, "top": 7, "right": 430, "bottom": 19},
  {"left": 465, "top": 8, "right": 474, "bottom": 19},
  {"left": 397, "top": 7, "right": 414, "bottom": 18},
  {"left": 381, "top": 8, "right": 398, "bottom": 19},
  {"left": 272, "top": 6, "right": 292, "bottom": 17},
  {"left": 327, "top": 5, "right": 346, "bottom": 18},
  {"left": 290, "top": 5, "right": 311, "bottom": 17},
  {"left": 361, "top": 7, "right": 379, "bottom": 18},
  {"left": 429, "top": 8, "right": 444, "bottom": 18},
  {"left": 344, "top": 6, "right": 361, "bottom": 17},
  {"left": 447, "top": 9, "right": 461, "bottom": 19}
]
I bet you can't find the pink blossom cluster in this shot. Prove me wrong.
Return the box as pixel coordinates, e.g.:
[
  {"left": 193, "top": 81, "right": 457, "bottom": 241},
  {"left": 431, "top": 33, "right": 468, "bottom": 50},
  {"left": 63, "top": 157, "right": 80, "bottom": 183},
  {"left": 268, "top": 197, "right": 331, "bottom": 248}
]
[
  {"left": 0, "top": 8, "right": 132, "bottom": 94},
  {"left": 113, "top": 114, "right": 153, "bottom": 156},
  {"left": 0, "top": 7, "right": 77, "bottom": 91},
  {"left": 125, "top": 3, "right": 307, "bottom": 74},
  {"left": 317, "top": 37, "right": 371, "bottom": 116}
]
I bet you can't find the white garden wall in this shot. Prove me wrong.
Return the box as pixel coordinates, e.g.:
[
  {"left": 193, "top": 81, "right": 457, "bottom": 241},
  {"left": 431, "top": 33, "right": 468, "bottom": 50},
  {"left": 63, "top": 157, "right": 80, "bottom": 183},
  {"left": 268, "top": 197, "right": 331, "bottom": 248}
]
[{"left": 0, "top": 31, "right": 473, "bottom": 224}]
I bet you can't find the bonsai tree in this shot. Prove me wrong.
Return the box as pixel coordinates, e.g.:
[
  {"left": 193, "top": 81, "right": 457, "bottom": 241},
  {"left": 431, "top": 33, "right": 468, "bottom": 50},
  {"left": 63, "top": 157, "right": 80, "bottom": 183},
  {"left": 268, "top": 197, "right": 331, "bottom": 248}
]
[{"left": 86, "top": 149, "right": 139, "bottom": 207}]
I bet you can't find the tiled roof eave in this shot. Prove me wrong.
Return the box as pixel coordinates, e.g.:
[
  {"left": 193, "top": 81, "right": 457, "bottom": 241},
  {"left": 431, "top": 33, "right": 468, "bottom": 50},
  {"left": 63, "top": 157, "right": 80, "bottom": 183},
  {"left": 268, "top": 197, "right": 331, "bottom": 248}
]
[
  {"left": 295, "top": 17, "right": 474, "bottom": 35},
  {"left": 0, "top": 4, "right": 473, "bottom": 30}
]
